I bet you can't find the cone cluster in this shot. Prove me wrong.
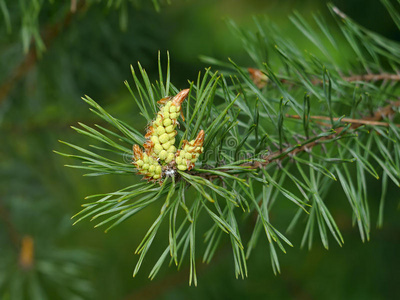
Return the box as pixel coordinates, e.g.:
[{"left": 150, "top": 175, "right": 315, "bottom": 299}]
[{"left": 132, "top": 89, "right": 204, "bottom": 182}]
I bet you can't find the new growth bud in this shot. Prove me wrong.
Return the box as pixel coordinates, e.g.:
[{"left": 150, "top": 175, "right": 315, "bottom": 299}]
[
  {"left": 144, "top": 89, "right": 189, "bottom": 164},
  {"left": 133, "top": 145, "right": 162, "bottom": 180},
  {"left": 132, "top": 89, "right": 204, "bottom": 182},
  {"left": 176, "top": 130, "right": 205, "bottom": 171}
]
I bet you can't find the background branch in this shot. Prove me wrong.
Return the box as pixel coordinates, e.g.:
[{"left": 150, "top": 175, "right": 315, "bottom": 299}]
[{"left": 0, "top": 0, "right": 86, "bottom": 106}]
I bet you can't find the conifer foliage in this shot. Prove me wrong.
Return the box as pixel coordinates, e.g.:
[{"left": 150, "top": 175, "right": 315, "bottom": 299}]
[{"left": 57, "top": 2, "right": 400, "bottom": 284}]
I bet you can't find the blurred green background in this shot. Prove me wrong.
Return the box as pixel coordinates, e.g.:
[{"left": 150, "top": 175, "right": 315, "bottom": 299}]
[{"left": 1, "top": 0, "right": 399, "bottom": 299}]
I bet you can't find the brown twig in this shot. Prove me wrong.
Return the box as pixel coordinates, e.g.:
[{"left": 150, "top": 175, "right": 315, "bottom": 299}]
[
  {"left": 248, "top": 68, "right": 400, "bottom": 89},
  {"left": 250, "top": 100, "right": 399, "bottom": 165},
  {"left": 285, "top": 114, "right": 400, "bottom": 127},
  {"left": 0, "top": 0, "right": 86, "bottom": 106},
  {"left": 193, "top": 100, "right": 400, "bottom": 180},
  {"left": 342, "top": 73, "right": 400, "bottom": 82}
]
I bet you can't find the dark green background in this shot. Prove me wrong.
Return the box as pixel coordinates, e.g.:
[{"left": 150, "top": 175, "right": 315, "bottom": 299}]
[{"left": 1, "top": 0, "right": 399, "bottom": 299}]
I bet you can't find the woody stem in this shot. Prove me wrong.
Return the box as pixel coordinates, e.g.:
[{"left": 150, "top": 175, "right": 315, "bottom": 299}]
[{"left": 193, "top": 100, "right": 400, "bottom": 180}]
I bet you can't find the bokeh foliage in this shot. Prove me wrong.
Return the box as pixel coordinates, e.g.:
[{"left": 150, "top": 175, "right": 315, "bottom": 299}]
[{"left": 1, "top": 0, "right": 399, "bottom": 299}]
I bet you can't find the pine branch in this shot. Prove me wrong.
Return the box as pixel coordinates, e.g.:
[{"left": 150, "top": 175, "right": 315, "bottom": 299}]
[
  {"left": 195, "top": 100, "right": 400, "bottom": 179},
  {"left": 0, "top": 1, "right": 86, "bottom": 106},
  {"left": 60, "top": 49, "right": 400, "bottom": 278},
  {"left": 57, "top": 0, "right": 400, "bottom": 281}
]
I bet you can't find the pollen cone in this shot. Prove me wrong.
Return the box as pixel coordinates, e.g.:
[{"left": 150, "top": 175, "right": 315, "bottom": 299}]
[
  {"left": 175, "top": 130, "right": 205, "bottom": 171},
  {"left": 143, "top": 89, "right": 189, "bottom": 163},
  {"left": 132, "top": 145, "right": 162, "bottom": 181}
]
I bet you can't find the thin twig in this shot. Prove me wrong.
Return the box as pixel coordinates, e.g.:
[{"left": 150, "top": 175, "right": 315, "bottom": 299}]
[
  {"left": 248, "top": 68, "right": 400, "bottom": 89},
  {"left": 285, "top": 114, "right": 400, "bottom": 127},
  {"left": 252, "top": 100, "right": 399, "bottom": 166},
  {"left": 343, "top": 73, "right": 400, "bottom": 82},
  {"left": 194, "top": 100, "right": 400, "bottom": 180}
]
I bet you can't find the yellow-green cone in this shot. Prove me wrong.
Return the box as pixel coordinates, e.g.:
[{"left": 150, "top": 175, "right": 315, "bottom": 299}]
[
  {"left": 132, "top": 145, "right": 162, "bottom": 181},
  {"left": 144, "top": 89, "right": 189, "bottom": 163},
  {"left": 175, "top": 130, "right": 205, "bottom": 171}
]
